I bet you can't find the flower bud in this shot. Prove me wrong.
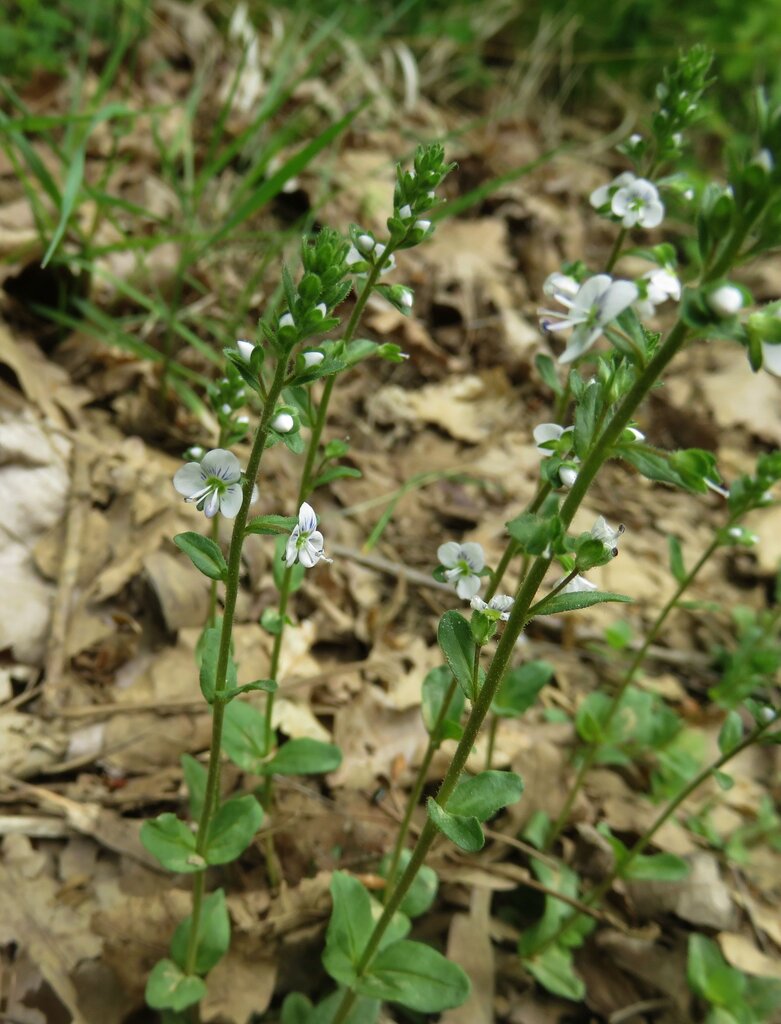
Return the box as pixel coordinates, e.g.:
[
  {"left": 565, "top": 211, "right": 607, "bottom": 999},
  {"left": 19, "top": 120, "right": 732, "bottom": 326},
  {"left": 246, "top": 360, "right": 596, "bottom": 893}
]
[
  {"left": 708, "top": 285, "right": 743, "bottom": 318},
  {"left": 414, "top": 219, "right": 431, "bottom": 232},
  {"left": 356, "top": 233, "right": 375, "bottom": 253},
  {"left": 237, "top": 339, "right": 255, "bottom": 362},
  {"left": 279, "top": 312, "right": 295, "bottom": 329},
  {"left": 271, "top": 412, "right": 295, "bottom": 433},
  {"left": 314, "top": 303, "right": 327, "bottom": 318},
  {"left": 302, "top": 350, "right": 324, "bottom": 368}
]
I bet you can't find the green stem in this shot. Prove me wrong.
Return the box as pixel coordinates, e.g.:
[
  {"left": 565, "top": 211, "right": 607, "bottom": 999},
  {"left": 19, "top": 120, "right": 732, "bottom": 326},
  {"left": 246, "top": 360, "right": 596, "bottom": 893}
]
[
  {"left": 485, "top": 715, "right": 498, "bottom": 770},
  {"left": 546, "top": 531, "right": 723, "bottom": 848},
  {"left": 383, "top": 676, "right": 458, "bottom": 902},
  {"left": 207, "top": 514, "right": 220, "bottom": 629},
  {"left": 483, "top": 482, "right": 551, "bottom": 602},
  {"left": 605, "top": 227, "right": 628, "bottom": 274},
  {"left": 183, "top": 355, "right": 289, "bottom": 978},
  {"left": 533, "top": 717, "right": 778, "bottom": 957},
  {"left": 329, "top": 316, "right": 692, "bottom": 1024},
  {"left": 260, "top": 566, "right": 293, "bottom": 809}
]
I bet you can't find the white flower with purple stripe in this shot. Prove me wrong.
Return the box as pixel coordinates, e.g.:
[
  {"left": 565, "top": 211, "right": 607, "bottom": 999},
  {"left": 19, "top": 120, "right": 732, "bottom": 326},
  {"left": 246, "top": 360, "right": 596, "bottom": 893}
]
[
  {"left": 438, "top": 541, "right": 485, "bottom": 599},
  {"left": 541, "top": 274, "right": 638, "bottom": 364},
  {"left": 285, "top": 502, "right": 332, "bottom": 568},
  {"left": 173, "top": 448, "right": 243, "bottom": 519}
]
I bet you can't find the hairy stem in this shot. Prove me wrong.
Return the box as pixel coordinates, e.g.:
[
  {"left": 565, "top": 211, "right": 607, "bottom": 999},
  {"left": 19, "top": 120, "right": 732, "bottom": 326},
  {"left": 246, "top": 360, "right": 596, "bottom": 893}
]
[{"left": 184, "top": 355, "right": 289, "bottom": 977}]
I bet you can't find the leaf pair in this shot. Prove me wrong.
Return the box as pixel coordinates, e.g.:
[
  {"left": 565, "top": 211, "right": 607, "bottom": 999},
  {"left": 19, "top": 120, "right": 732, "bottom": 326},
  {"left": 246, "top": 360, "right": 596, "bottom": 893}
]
[
  {"left": 427, "top": 770, "right": 524, "bottom": 852},
  {"left": 140, "top": 795, "right": 263, "bottom": 873}
]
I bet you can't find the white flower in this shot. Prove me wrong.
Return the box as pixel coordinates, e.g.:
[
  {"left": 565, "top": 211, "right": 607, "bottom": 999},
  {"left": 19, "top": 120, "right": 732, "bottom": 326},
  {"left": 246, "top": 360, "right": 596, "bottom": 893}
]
[
  {"left": 590, "top": 171, "right": 636, "bottom": 210},
  {"left": 414, "top": 220, "right": 431, "bottom": 232},
  {"left": 356, "top": 234, "right": 375, "bottom": 253},
  {"left": 221, "top": 403, "right": 232, "bottom": 416},
  {"left": 591, "top": 516, "right": 625, "bottom": 554},
  {"left": 373, "top": 242, "right": 396, "bottom": 272},
  {"left": 185, "top": 445, "right": 205, "bottom": 460},
  {"left": 271, "top": 412, "right": 294, "bottom": 433},
  {"left": 399, "top": 287, "right": 413, "bottom": 309},
  {"left": 314, "top": 303, "right": 327, "bottom": 317},
  {"left": 237, "top": 339, "right": 255, "bottom": 362},
  {"left": 611, "top": 178, "right": 664, "bottom": 228},
  {"left": 302, "top": 350, "right": 324, "bottom": 368},
  {"left": 754, "top": 149, "right": 774, "bottom": 173},
  {"left": 636, "top": 268, "right": 681, "bottom": 317},
  {"left": 708, "top": 285, "right": 743, "bottom": 318},
  {"left": 541, "top": 274, "right": 639, "bottom": 363},
  {"left": 622, "top": 426, "right": 645, "bottom": 442},
  {"left": 398, "top": 204, "right": 413, "bottom": 219},
  {"left": 173, "top": 448, "right": 243, "bottom": 519},
  {"left": 279, "top": 312, "right": 295, "bottom": 329},
  {"left": 562, "top": 574, "right": 598, "bottom": 594},
  {"left": 533, "top": 422, "right": 572, "bottom": 455},
  {"left": 285, "top": 502, "right": 332, "bottom": 568},
  {"left": 470, "top": 594, "right": 514, "bottom": 621},
  {"left": 437, "top": 541, "right": 485, "bottom": 599},
  {"left": 346, "top": 245, "right": 366, "bottom": 267}
]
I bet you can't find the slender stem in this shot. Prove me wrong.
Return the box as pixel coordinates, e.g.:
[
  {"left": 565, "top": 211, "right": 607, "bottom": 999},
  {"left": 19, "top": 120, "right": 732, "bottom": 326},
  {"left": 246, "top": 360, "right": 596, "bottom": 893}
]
[
  {"left": 532, "top": 718, "right": 778, "bottom": 957},
  {"left": 546, "top": 532, "right": 723, "bottom": 848},
  {"left": 183, "top": 355, "right": 289, "bottom": 977},
  {"left": 605, "top": 227, "right": 628, "bottom": 274},
  {"left": 329, "top": 316, "right": 692, "bottom": 1024},
  {"left": 207, "top": 514, "right": 220, "bottom": 629},
  {"left": 485, "top": 715, "right": 499, "bottom": 770},
  {"left": 262, "top": 566, "right": 293, "bottom": 775},
  {"left": 383, "top": 676, "right": 457, "bottom": 902},
  {"left": 484, "top": 482, "right": 552, "bottom": 602}
]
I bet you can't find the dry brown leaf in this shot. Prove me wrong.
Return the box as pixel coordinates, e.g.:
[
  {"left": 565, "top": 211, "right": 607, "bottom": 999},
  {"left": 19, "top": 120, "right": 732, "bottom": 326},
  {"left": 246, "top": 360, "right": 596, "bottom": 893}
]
[
  {"left": 718, "top": 932, "right": 781, "bottom": 979},
  {"left": 441, "top": 889, "right": 494, "bottom": 1024}
]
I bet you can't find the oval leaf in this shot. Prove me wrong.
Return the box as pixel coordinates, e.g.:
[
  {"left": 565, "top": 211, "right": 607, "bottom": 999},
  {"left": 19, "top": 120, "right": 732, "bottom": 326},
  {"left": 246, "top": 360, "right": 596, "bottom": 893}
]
[
  {"left": 446, "top": 770, "right": 524, "bottom": 821},
  {"left": 356, "top": 939, "right": 470, "bottom": 1012},
  {"left": 174, "top": 532, "right": 228, "bottom": 581},
  {"left": 531, "top": 590, "right": 632, "bottom": 616},
  {"left": 222, "top": 699, "right": 267, "bottom": 773},
  {"left": 146, "top": 958, "right": 206, "bottom": 1011},
  {"left": 427, "top": 798, "right": 484, "bottom": 852},
  {"left": 170, "top": 888, "right": 230, "bottom": 975},
  {"left": 205, "top": 795, "right": 263, "bottom": 865},
  {"left": 437, "top": 611, "right": 477, "bottom": 700},
  {"left": 140, "top": 813, "right": 204, "bottom": 873},
  {"left": 262, "top": 738, "right": 342, "bottom": 776}
]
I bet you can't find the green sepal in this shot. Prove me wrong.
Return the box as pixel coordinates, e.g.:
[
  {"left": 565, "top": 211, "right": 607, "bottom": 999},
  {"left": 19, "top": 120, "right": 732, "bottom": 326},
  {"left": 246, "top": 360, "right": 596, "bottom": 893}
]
[{"left": 174, "top": 532, "right": 228, "bottom": 581}]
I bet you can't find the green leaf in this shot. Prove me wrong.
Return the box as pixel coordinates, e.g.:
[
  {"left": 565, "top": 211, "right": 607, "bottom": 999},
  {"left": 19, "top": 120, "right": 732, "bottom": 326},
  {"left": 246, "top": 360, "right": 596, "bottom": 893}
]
[
  {"left": 379, "top": 850, "right": 438, "bottom": 918},
  {"left": 170, "top": 889, "right": 230, "bottom": 975},
  {"left": 174, "top": 532, "right": 228, "bottom": 581},
  {"left": 718, "top": 710, "right": 744, "bottom": 755},
  {"left": 281, "top": 992, "right": 313, "bottom": 1024},
  {"left": 216, "top": 678, "right": 278, "bottom": 704},
  {"left": 492, "top": 661, "right": 554, "bottom": 718},
  {"left": 447, "top": 770, "right": 524, "bottom": 820},
  {"left": 619, "top": 445, "right": 691, "bottom": 490},
  {"left": 204, "top": 795, "right": 263, "bottom": 865},
  {"left": 421, "top": 666, "right": 464, "bottom": 738},
  {"left": 222, "top": 699, "right": 267, "bottom": 772},
  {"left": 530, "top": 590, "right": 632, "bottom": 616},
  {"left": 245, "top": 514, "right": 297, "bottom": 536},
  {"left": 198, "top": 627, "right": 238, "bottom": 704},
  {"left": 140, "top": 814, "right": 204, "bottom": 873},
  {"left": 522, "top": 945, "right": 585, "bottom": 1002},
  {"left": 623, "top": 852, "right": 690, "bottom": 881},
  {"left": 261, "top": 738, "right": 342, "bottom": 776},
  {"left": 688, "top": 934, "right": 746, "bottom": 1007},
  {"left": 356, "top": 940, "right": 470, "bottom": 1012},
  {"left": 668, "top": 534, "right": 687, "bottom": 584},
  {"left": 323, "top": 872, "right": 375, "bottom": 986},
  {"left": 427, "top": 798, "right": 484, "bottom": 852},
  {"left": 146, "top": 958, "right": 206, "bottom": 1011},
  {"left": 308, "top": 991, "right": 380, "bottom": 1024},
  {"left": 180, "top": 754, "right": 207, "bottom": 821},
  {"left": 535, "top": 353, "right": 564, "bottom": 395},
  {"left": 438, "top": 611, "right": 477, "bottom": 700},
  {"left": 311, "top": 466, "right": 362, "bottom": 489},
  {"left": 506, "top": 511, "right": 562, "bottom": 555}
]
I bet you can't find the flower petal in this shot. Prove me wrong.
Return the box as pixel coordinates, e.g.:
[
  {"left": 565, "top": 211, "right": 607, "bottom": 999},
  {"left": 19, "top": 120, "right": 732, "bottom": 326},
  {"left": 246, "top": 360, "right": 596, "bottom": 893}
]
[
  {"left": 173, "top": 462, "right": 206, "bottom": 497},
  {"left": 437, "top": 542, "right": 461, "bottom": 568},
  {"left": 559, "top": 324, "right": 602, "bottom": 364},
  {"left": 298, "top": 502, "right": 317, "bottom": 533},
  {"left": 285, "top": 527, "right": 300, "bottom": 566},
  {"left": 600, "top": 281, "right": 639, "bottom": 322},
  {"left": 201, "top": 449, "right": 241, "bottom": 483},
  {"left": 203, "top": 490, "right": 220, "bottom": 519},
  {"left": 533, "top": 422, "right": 564, "bottom": 450},
  {"left": 219, "top": 483, "right": 243, "bottom": 518},
  {"left": 456, "top": 574, "right": 482, "bottom": 599},
  {"left": 299, "top": 542, "right": 320, "bottom": 568},
  {"left": 762, "top": 341, "right": 781, "bottom": 376},
  {"left": 460, "top": 542, "right": 485, "bottom": 571}
]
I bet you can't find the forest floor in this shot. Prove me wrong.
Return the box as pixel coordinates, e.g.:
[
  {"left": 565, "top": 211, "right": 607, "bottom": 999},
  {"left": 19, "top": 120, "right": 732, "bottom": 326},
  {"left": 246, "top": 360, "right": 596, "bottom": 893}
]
[{"left": 1, "top": 5, "right": 780, "bottom": 1023}]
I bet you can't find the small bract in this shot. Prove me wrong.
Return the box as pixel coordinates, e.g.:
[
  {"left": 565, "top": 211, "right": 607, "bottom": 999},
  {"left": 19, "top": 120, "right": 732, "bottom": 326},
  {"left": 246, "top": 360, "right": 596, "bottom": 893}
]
[
  {"left": 173, "top": 448, "right": 243, "bottom": 519},
  {"left": 438, "top": 541, "right": 485, "bottom": 599},
  {"left": 285, "top": 502, "right": 332, "bottom": 568}
]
